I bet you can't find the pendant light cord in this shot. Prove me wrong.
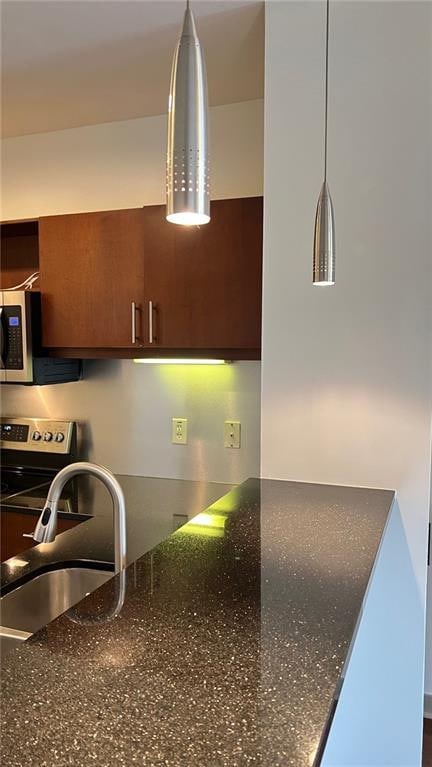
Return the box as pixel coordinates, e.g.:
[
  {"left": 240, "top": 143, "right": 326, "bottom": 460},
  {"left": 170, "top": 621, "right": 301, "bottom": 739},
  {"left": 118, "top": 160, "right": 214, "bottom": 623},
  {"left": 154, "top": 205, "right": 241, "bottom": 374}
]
[{"left": 324, "top": 0, "right": 329, "bottom": 183}]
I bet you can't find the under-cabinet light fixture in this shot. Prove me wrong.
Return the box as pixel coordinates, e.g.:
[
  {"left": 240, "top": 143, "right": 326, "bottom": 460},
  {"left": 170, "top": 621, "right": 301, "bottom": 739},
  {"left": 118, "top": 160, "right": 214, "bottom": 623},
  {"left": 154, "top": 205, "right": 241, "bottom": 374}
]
[
  {"left": 313, "top": 0, "right": 336, "bottom": 286},
  {"left": 166, "top": 0, "right": 210, "bottom": 226},
  {"left": 133, "top": 359, "right": 227, "bottom": 365}
]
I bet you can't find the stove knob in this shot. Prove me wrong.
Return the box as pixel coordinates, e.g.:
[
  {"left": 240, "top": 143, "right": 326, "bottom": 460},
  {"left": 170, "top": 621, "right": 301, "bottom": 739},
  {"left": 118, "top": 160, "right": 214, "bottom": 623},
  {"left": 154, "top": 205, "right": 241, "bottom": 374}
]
[
  {"left": 32, "top": 431, "right": 42, "bottom": 441},
  {"left": 43, "top": 431, "right": 53, "bottom": 442},
  {"left": 55, "top": 432, "right": 65, "bottom": 443}
]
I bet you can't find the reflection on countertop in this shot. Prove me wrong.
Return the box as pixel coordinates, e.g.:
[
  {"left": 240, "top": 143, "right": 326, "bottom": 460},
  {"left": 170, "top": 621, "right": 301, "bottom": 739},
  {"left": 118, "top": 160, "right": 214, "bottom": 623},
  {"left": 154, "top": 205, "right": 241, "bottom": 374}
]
[
  {"left": 1, "top": 475, "right": 233, "bottom": 592},
  {"left": 1, "top": 478, "right": 394, "bottom": 767}
]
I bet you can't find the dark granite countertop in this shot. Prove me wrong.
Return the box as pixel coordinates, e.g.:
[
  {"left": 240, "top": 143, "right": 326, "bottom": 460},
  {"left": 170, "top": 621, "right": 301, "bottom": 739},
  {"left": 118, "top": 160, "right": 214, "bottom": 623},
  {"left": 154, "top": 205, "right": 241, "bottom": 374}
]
[
  {"left": 1, "top": 474, "right": 232, "bottom": 592},
  {"left": 1, "top": 478, "right": 394, "bottom": 767}
]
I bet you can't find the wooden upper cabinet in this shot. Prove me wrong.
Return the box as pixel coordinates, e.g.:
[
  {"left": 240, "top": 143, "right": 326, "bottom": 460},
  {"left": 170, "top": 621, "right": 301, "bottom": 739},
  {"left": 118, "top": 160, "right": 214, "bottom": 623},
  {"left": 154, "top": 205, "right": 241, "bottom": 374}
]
[
  {"left": 38, "top": 197, "right": 263, "bottom": 357},
  {"left": 0, "top": 221, "right": 39, "bottom": 291},
  {"left": 141, "top": 197, "right": 263, "bottom": 352},
  {"left": 39, "top": 209, "right": 146, "bottom": 348}
]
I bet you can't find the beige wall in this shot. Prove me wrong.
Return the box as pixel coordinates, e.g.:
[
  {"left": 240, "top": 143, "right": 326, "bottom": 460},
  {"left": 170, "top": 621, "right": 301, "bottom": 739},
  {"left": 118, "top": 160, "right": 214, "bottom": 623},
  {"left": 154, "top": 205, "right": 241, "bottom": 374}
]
[
  {"left": 1, "top": 99, "right": 263, "bottom": 485},
  {"left": 263, "top": 1, "right": 431, "bottom": 762},
  {"left": 0, "top": 99, "right": 263, "bottom": 219},
  {"left": 1, "top": 360, "right": 261, "bottom": 484}
]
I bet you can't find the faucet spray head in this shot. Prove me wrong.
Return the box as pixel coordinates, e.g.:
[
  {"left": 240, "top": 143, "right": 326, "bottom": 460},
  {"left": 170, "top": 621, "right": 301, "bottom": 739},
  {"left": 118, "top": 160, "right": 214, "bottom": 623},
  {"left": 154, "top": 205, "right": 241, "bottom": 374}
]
[{"left": 33, "top": 501, "right": 57, "bottom": 543}]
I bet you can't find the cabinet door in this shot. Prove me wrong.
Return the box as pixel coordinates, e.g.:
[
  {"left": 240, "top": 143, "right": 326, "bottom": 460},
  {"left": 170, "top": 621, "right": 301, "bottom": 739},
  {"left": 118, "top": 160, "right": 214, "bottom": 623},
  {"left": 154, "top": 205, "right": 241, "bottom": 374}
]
[
  {"left": 142, "top": 197, "right": 262, "bottom": 352},
  {"left": 39, "top": 209, "right": 145, "bottom": 348}
]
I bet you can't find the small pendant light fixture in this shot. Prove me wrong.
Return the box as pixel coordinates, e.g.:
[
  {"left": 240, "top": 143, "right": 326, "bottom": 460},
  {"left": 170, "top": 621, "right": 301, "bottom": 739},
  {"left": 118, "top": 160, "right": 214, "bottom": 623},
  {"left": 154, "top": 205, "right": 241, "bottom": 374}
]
[
  {"left": 313, "top": 0, "right": 335, "bottom": 285},
  {"left": 166, "top": 0, "right": 210, "bottom": 226}
]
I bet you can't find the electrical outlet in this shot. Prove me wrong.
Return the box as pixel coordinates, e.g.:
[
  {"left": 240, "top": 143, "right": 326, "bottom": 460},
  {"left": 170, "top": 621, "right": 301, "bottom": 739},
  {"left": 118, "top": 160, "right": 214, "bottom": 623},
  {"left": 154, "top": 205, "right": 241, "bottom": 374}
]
[
  {"left": 172, "top": 418, "right": 187, "bottom": 445},
  {"left": 224, "top": 420, "right": 241, "bottom": 449}
]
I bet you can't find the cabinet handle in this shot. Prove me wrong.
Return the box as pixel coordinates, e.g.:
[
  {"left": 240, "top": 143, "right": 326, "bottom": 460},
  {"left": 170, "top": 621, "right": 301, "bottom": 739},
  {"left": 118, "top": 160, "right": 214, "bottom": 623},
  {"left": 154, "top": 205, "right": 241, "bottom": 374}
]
[
  {"left": 148, "top": 301, "right": 154, "bottom": 344},
  {"left": 131, "top": 301, "right": 140, "bottom": 345}
]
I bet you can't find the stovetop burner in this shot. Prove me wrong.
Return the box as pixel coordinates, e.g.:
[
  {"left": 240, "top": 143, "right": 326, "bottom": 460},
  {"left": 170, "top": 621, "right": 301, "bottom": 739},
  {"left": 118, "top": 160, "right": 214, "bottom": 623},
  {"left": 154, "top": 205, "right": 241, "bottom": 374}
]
[{"left": 0, "top": 469, "right": 52, "bottom": 502}]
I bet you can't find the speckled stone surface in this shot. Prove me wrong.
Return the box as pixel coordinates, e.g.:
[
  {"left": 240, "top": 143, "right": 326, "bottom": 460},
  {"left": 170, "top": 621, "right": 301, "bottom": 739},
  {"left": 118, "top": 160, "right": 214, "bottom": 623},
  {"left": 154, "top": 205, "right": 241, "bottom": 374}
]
[
  {"left": 1, "top": 475, "right": 232, "bottom": 592},
  {"left": 1, "top": 478, "right": 394, "bottom": 767}
]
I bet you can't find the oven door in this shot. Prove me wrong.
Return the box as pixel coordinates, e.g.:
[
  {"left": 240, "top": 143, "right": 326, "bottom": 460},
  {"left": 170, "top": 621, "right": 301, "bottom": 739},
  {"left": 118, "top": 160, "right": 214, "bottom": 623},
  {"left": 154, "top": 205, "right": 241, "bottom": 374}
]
[{"left": 0, "top": 291, "right": 33, "bottom": 384}]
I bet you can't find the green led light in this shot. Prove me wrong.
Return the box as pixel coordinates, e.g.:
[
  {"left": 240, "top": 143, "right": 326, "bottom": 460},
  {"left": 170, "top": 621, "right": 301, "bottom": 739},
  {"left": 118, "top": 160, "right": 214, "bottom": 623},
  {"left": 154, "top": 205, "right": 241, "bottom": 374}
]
[
  {"left": 174, "top": 511, "right": 227, "bottom": 538},
  {"left": 134, "top": 359, "right": 227, "bottom": 365},
  {"left": 210, "top": 497, "right": 238, "bottom": 514},
  {"left": 179, "top": 524, "right": 224, "bottom": 539},
  {"left": 188, "top": 512, "right": 226, "bottom": 529}
]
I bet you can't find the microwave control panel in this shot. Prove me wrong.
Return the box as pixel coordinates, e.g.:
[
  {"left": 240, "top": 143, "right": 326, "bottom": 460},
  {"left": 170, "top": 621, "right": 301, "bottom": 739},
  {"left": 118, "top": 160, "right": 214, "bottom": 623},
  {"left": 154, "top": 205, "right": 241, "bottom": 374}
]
[
  {"left": 2, "top": 305, "right": 23, "bottom": 369},
  {"left": 0, "top": 418, "right": 75, "bottom": 454}
]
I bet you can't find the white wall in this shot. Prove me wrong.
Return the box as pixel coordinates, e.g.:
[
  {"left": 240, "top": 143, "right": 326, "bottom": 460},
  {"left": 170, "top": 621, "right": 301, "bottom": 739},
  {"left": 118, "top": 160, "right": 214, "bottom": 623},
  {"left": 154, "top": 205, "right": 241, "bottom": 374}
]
[
  {"left": 1, "top": 99, "right": 263, "bottom": 485},
  {"left": 263, "top": 1, "right": 432, "bottom": 763}
]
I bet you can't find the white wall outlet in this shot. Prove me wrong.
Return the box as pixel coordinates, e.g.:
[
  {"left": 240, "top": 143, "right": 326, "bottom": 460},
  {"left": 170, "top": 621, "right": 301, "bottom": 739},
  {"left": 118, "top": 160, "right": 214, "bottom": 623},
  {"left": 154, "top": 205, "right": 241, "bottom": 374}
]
[
  {"left": 172, "top": 418, "right": 187, "bottom": 445},
  {"left": 224, "top": 420, "right": 241, "bottom": 449}
]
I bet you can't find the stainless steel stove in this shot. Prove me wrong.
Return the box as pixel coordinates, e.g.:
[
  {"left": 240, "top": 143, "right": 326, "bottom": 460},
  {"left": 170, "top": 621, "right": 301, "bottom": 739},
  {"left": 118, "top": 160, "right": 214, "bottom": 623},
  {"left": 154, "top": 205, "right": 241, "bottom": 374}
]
[{"left": 1, "top": 417, "right": 78, "bottom": 510}]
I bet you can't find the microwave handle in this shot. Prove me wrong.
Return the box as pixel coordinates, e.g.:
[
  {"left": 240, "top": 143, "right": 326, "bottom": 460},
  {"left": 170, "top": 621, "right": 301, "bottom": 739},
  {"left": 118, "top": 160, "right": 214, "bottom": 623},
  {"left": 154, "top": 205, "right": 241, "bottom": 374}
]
[
  {"left": 0, "top": 306, "right": 9, "bottom": 370},
  {"left": 0, "top": 308, "right": 5, "bottom": 369}
]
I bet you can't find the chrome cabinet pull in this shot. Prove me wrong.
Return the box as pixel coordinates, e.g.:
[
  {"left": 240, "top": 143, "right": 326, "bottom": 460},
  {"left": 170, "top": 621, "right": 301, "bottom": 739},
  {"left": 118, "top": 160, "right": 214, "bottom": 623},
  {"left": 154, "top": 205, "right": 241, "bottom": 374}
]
[
  {"left": 131, "top": 301, "right": 140, "bottom": 345},
  {"left": 148, "top": 300, "right": 154, "bottom": 344}
]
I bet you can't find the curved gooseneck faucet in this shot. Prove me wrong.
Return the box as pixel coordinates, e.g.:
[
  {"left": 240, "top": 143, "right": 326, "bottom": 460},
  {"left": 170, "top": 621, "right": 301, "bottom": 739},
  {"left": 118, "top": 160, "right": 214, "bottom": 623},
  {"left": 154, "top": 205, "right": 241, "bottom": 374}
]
[
  {"left": 67, "top": 569, "right": 127, "bottom": 625},
  {"left": 32, "top": 462, "right": 127, "bottom": 573}
]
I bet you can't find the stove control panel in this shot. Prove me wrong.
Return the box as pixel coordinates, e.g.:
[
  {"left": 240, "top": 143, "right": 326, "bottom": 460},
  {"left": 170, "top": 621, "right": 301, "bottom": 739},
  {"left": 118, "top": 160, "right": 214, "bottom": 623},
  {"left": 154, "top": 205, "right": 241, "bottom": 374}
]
[{"left": 0, "top": 418, "right": 75, "bottom": 454}]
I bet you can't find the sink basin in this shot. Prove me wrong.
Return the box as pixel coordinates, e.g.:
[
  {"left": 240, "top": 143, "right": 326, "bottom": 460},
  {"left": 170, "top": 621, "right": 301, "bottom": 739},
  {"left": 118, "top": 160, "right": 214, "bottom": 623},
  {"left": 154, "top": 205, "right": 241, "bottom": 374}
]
[{"left": 0, "top": 566, "right": 113, "bottom": 638}]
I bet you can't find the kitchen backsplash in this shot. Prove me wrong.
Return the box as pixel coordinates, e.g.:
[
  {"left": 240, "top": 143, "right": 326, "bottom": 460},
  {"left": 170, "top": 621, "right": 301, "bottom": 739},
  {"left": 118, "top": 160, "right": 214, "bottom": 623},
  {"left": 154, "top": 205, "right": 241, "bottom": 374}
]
[{"left": 1, "top": 360, "right": 261, "bottom": 484}]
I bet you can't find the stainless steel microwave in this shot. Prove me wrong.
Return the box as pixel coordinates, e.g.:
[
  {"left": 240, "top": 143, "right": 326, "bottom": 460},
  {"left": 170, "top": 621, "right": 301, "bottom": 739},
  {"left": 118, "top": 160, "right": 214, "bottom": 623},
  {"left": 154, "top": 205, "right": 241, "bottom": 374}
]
[{"left": 0, "top": 290, "right": 81, "bottom": 385}]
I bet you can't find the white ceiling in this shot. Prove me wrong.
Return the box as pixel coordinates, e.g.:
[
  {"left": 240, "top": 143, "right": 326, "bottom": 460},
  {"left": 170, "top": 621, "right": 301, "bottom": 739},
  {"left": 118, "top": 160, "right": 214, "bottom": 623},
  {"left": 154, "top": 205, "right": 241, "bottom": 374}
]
[{"left": 1, "top": 0, "right": 264, "bottom": 138}]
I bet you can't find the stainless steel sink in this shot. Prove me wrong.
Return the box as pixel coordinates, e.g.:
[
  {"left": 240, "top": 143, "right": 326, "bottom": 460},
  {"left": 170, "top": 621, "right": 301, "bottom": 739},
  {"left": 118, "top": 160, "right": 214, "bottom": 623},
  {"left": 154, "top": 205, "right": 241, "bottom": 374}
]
[
  {"left": 0, "top": 566, "right": 113, "bottom": 642},
  {"left": 0, "top": 626, "right": 32, "bottom": 658}
]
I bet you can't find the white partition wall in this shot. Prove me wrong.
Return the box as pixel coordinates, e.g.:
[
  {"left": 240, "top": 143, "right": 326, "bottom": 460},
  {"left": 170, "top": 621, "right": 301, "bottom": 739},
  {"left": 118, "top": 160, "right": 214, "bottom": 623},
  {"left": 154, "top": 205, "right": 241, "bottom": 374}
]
[{"left": 262, "top": 1, "right": 432, "bottom": 763}]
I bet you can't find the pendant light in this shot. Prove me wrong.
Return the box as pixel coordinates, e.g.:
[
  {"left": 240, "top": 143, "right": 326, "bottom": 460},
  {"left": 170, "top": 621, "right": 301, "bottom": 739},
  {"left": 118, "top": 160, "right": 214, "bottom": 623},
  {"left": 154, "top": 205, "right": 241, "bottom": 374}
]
[
  {"left": 313, "top": 0, "right": 335, "bottom": 285},
  {"left": 166, "top": 0, "right": 210, "bottom": 226}
]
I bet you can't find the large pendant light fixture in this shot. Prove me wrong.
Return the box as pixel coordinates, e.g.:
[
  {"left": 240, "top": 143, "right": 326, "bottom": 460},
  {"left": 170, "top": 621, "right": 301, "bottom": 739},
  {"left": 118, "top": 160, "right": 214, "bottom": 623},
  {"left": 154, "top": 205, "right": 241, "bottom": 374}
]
[
  {"left": 313, "top": 0, "right": 335, "bottom": 285},
  {"left": 166, "top": 0, "right": 210, "bottom": 226}
]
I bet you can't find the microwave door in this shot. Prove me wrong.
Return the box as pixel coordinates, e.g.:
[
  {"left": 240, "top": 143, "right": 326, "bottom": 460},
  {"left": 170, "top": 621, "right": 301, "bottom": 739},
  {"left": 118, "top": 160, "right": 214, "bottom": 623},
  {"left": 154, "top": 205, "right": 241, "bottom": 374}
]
[{"left": 1, "top": 290, "right": 33, "bottom": 383}]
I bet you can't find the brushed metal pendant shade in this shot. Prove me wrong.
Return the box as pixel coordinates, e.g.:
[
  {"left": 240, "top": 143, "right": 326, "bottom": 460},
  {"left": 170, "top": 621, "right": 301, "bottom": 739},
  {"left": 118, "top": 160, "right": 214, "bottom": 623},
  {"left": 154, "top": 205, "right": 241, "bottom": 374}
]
[
  {"left": 313, "top": 182, "right": 335, "bottom": 284},
  {"left": 166, "top": 2, "right": 210, "bottom": 226},
  {"left": 313, "top": 0, "right": 335, "bottom": 285}
]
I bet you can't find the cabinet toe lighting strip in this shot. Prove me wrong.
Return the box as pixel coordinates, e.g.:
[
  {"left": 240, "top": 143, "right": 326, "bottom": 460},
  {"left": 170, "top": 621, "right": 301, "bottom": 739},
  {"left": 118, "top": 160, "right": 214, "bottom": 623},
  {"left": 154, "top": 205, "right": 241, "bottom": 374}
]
[{"left": 133, "top": 359, "right": 227, "bottom": 365}]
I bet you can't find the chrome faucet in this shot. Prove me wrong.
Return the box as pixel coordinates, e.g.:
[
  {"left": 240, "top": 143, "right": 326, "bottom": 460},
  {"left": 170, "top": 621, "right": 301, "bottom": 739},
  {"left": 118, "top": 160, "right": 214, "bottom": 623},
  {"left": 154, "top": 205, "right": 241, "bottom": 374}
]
[{"left": 31, "top": 462, "right": 127, "bottom": 573}]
